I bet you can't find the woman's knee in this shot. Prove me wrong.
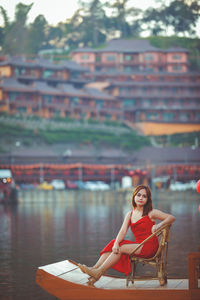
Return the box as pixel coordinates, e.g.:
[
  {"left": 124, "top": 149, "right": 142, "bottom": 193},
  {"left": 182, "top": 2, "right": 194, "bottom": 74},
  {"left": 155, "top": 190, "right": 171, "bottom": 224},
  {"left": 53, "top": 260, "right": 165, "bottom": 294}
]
[{"left": 120, "top": 244, "right": 139, "bottom": 255}]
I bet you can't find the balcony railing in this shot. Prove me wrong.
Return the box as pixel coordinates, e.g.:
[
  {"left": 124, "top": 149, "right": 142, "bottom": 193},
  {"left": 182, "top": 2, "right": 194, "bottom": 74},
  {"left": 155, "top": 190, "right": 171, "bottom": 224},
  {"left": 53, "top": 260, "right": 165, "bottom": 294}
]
[
  {"left": 138, "top": 104, "right": 200, "bottom": 110},
  {"left": 118, "top": 91, "right": 200, "bottom": 98}
]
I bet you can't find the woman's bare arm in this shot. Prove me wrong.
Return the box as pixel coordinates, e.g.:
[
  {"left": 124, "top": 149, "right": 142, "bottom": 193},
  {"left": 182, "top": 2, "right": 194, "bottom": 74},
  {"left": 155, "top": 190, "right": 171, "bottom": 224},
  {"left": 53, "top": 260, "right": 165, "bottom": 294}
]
[
  {"left": 112, "top": 211, "right": 131, "bottom": 253},
  {"left": 150, "top": 209, "right": 176, "bottom": 233}
]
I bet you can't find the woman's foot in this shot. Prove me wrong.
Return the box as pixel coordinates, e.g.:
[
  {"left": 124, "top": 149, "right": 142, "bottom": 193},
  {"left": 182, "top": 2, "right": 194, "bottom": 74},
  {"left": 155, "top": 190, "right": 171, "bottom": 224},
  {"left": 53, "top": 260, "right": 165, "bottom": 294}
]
[
  {"left": 78, "top": 264, "right": 96, "bottom": 274},
  {"left": 78, "top": 264, "right": 105, "bottom": 285},
  {"left": 78, "top": 264, "right": 87, "bottom": 274},
  {"left": 83, "top": 265, "right": 104, "bottom": 281}
]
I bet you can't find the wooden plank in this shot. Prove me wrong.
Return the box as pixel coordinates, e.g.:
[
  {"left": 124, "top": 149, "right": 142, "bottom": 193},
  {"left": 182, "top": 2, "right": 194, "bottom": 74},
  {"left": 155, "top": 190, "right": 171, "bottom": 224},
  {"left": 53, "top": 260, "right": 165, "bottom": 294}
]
[
  {"left": 39, "top": 260, "right": 78, "bottom": 276},
  {"left": 59, "top": 268, "right": 89, "bottom": 285},
  {"left": 95, "top": 276, "right": 118, "bottom": 288},
  {"left": 188, "top": 252, "right": 200, "bottom": 289},
  {"left": 128, "top": 280, "right": 152, "bottom": 289},
  {"left": 102, "top": 278, "right": 127, "bottom": 289},
  {"left": 128, "top": 279, "right": 173, "bottom": 290},
  {"left": 98, "top": 278, "right": 189, "bottom": 290},
  {"left": 60, "top": 271, "right": 189, "bottom": 291},
  {"left": 134, "top": 279, "right": 161, "bottom": 289},
  {"left": 189, "top": 289, "right": 200, "bottom": 300},
  {"left": 175, "top": 279, "right": 188, "bottom": 289}
]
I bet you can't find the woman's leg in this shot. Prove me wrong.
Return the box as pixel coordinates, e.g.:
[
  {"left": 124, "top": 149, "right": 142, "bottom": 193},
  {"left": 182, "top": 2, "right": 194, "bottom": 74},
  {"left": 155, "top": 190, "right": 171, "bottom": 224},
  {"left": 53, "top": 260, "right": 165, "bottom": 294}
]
[
  {"left": 97, "top": 243, "right": 142, "bottom": 272},
  {"left": 92, "top": 252, "right": 111, "bottom": 268},
  {"left": 78, "top": 252, "right": 110, "bottom": 273},
  {"left": 82, "top": 243, "right": 142, "bottom": 281},
  {"left": 81, "top": 252, "right": 121, "bottom": 281}
]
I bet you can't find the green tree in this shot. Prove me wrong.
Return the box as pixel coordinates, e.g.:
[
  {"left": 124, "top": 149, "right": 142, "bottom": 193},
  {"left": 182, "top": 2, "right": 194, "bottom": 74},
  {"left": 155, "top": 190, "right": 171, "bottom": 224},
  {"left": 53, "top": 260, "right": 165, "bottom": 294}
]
[
  {"left": 166, "top": 0, "right": 200, "bottom": 35},
  {"left": 0, "top": 2, "right": 33, "bottom": 54},
  {"left": 1, "top": 0, "right": 200, "bottom": 57},
  {"left": 143, "top": 0, "right": 200, "bottom": 36},
  {"left": 27, "top": 15, "right": 47, "bottom": 54},
  {"left": 106, "top": 0, "right": 142, "bottom": 38},
  {"left": 62, "top": 9, "right": 85, "bottom": 48},
  {"left": 0, "top": 27, "right": 4, "bottom": 47},
  {"left": 80, "top": 0, "right": 107, "bottom": 46},
  {"left": 64, "top": 0, "right": 108, "bottom": 47},
  {"left": 0, "top": 6, "right": 11, "bottom": 50}
]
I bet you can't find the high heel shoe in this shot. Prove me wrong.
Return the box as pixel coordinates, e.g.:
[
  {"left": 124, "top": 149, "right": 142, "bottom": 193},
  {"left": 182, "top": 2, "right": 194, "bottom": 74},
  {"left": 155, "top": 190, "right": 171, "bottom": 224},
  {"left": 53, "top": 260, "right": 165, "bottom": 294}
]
[
  {"left": 78, "top": 264, "right": 88, "bottom": 274},
  {"left": 88, "top": 276, "right": 98, "bottom": 286},
  {"left": 78, "top": 264, "right": 96, "bottom": 274},
  {"left": 81, "top": 265, "right": 104, "bottom": 286}
]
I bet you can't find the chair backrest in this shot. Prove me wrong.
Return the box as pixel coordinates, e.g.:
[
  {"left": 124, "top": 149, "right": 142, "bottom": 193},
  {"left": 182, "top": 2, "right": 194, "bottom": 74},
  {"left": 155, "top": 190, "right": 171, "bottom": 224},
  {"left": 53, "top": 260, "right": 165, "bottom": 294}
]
[
  {"left": 129, "top": 224, "right": 171, "bottom": 259},
  {"left": 150, "top": 224, "right": 171, "bottom": 260}
]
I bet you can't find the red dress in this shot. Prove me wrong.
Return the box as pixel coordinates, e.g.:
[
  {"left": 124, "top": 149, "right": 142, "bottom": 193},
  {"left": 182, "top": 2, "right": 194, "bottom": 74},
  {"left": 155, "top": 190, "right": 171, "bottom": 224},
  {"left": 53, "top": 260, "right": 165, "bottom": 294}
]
[{"left": 100, "top": 214, "right": 159, "bottom": 275}]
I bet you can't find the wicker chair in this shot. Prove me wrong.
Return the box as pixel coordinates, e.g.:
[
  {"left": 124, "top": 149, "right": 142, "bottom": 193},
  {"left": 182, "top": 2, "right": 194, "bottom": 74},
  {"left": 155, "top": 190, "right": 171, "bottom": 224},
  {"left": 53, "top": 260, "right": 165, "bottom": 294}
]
[{"left": 126, "top": 224, "right": 171, "bottom": 287}]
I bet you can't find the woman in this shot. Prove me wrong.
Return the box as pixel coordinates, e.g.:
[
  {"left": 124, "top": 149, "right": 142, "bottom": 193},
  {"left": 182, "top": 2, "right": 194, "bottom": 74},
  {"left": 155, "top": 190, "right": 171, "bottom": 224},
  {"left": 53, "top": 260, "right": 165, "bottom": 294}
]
[{"left": 78, "top": 185, "right": 176, "bottom": 284}]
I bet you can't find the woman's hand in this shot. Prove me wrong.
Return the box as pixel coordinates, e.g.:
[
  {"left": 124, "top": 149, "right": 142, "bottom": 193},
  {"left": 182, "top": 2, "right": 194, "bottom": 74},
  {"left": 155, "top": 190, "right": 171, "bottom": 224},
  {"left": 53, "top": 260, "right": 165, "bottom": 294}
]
[
  {"left": 151, "top": 223, "right": 161, "bottom": 233},
  {"left": 112, "top": 242, "right": 120, "bottom": 254}
]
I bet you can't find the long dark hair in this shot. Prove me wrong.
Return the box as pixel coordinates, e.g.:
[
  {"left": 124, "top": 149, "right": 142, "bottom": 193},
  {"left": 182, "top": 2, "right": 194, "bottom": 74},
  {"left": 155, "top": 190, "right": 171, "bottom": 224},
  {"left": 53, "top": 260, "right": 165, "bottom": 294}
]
[{"left": 132, "top": 185, "right": 153, "bottom": 216}]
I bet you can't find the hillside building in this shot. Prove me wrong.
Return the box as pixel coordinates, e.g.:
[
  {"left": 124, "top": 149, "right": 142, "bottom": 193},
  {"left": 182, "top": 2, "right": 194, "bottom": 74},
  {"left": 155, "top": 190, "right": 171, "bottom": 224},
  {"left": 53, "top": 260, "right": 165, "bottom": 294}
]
[
  {"left": 70, "top": 39, "right": 189, "bottom": 73},
  {"left": 0, "top": 57, "right": 121, "bottom": 121},
  {"left": 71, "top": 39, "right": 200, "bottom": 135},
  {"left": 0, "top": 38, "right": 200, "bottom": 135}
]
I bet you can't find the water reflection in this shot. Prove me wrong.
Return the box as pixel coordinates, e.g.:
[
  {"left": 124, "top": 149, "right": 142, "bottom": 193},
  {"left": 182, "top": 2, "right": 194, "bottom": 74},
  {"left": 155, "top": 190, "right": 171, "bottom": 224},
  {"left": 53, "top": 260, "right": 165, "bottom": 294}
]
[{"left": 0, "top": 190, "right": 199, "bottom": 300}]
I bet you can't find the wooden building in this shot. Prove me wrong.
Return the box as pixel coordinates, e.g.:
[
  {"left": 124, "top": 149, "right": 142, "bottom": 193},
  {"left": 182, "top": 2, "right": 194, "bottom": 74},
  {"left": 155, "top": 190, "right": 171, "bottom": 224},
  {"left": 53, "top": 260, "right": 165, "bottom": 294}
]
[
  {"left": 0, "top": 77, "right": 121, "bottom": 121},
  {"left": 0, "top": 56, "right": 124, "bottom": 121},
  {"left": 71, "top": 39, "right": 200, "bottom": 135},
  {"left": 0, "top": 56, "right": 89, "bottom": 87},
  {"left": 71, "top": 39, "right": 189, "bottom": 73},
  {"left": 0, "top": 39, "right": 200, "bottom": 135},
  {"left": 102, "top": 72, "right": 200, "bottom": 135}
]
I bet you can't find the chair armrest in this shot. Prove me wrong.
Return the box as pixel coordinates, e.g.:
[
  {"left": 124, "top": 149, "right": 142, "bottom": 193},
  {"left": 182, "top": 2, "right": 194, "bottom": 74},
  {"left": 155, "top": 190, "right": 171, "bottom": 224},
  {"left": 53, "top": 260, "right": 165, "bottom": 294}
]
[{"left": 129, "top": 224, "right": 171, "bottom": 257}]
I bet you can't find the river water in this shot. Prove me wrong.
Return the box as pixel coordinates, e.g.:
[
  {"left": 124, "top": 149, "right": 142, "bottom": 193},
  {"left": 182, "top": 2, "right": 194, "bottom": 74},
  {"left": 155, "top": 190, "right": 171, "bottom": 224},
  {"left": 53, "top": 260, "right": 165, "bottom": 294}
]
[{"left": 0, "top": 189, "right": 199, "bottom": 300}]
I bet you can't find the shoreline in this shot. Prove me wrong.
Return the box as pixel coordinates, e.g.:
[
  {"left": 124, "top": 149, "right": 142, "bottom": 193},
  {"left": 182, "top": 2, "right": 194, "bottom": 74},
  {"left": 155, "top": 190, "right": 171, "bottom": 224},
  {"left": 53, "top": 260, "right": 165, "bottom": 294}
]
[{"left": 16, "top": 189, "right": 199, "bottom": 204}]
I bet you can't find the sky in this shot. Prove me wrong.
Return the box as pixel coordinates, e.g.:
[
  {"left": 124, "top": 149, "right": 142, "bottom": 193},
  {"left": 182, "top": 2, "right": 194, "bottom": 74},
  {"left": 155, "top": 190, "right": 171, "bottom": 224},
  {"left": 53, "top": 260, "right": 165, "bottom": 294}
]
[{"left": 0, "top": 0, "right": 161, "bottom": 26}]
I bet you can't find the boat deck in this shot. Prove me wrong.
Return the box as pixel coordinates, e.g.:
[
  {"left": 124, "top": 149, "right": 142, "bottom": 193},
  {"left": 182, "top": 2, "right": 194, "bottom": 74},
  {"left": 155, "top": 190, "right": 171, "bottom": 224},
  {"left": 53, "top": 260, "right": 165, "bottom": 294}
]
[
  {"left": 36, "top": 259, "right": 196, "bottom": 300},
  {"left": 40, "top": 259, "right": 188, "bottom": 290}
]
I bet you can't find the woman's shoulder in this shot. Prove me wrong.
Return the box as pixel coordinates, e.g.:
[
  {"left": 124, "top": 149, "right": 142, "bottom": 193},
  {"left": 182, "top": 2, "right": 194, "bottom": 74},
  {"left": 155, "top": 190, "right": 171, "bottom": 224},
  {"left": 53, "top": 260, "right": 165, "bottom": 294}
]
[
  {"left": 124, "top": 210, "right": 132, "bottom": 221},
  {"left": 149, "top": 208, "right": 159, "bottom": 216},
  {"left": 148, "top": 208, "right": 159, "bottom": 219},
  {"left": 148, "top": 208, "right": 167, "bottom": 219},
  {"left": 149, "top": 208, "right": 156, "bottom": 215},
  {"left": 125, "top": 210, "right": 132, "bottom": 218},
  {"left": 124, "top": 211, "right": 133, "bottom": 225}
]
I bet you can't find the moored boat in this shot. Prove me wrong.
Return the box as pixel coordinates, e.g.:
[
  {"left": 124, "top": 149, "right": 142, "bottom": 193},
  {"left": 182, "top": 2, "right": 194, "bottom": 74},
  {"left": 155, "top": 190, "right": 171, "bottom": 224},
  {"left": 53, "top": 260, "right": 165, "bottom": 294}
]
[
  {"left": 36, "top": 259, "right": 191, "bottom": 300},
  {"left": 0, "top": 169, "right": 18, "bottom": 204}
]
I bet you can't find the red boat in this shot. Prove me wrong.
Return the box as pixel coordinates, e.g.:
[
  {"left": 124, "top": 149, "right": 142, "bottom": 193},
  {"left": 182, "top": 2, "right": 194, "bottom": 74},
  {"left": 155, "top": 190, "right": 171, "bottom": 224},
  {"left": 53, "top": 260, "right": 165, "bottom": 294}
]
[{"left": 0, "top": 169, "right": 18, "bottom": 204}]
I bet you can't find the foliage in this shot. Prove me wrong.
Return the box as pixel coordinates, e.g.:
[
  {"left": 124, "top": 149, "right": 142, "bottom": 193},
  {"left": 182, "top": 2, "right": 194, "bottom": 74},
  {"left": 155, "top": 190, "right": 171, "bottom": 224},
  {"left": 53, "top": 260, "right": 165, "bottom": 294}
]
[
  {"left": 26, "top": 15, "right": 48, "bottom": 54},
  {"left": 0, "top": 122, "right": 30, "bottom": 136},
  {"left": 37, "top": 127, "right": 151, "bottom": 150},
  {"left": 105, "top": 0, "right": 142, "bottom": 38},
  {"left": 143, "top": 0, "right": 200, "bottom": 36},
  {"left": 155, "top": 131, "right": 200, "bottom": 147},
  {"left": 170, "top": 132, "right": 200, "bottom": 147},
  {"left": 0, "top": 119, "right": 199, "bottom": 151},
  {"left": 0, "top": 120, "right": 150, "bottom": 151},
  {"left": 78, "top": 0, "right": 107, "bottom": 46},
  {"left": 0, "top": 0, "right": 199, "bottom": 55},
  {"left": 0, "top": 3, "right": 33, "bottom": 55}
]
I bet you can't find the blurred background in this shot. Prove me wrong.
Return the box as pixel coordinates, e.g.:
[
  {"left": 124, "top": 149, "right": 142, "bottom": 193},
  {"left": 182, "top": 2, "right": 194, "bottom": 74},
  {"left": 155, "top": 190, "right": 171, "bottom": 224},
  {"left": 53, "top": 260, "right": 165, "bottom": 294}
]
[{"left": 0, "top": 1, "right": 199, "bottom": 299}]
